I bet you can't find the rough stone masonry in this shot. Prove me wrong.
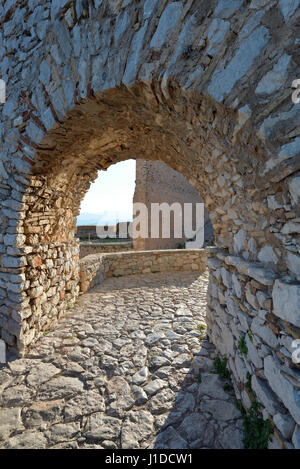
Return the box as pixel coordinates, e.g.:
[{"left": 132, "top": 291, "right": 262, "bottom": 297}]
[{"left": 0, "top": 0, "right": 299, "bottom": 449}]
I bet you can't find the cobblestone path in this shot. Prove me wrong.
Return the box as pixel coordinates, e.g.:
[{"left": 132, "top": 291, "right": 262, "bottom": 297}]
[{"left": 0, "top": 272, "right": 244, "bottom": 449}]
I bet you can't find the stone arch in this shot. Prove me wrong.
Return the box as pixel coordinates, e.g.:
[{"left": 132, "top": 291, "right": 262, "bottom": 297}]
[{"left": 1, "top": 0, "right": 300, "bottom": 446}]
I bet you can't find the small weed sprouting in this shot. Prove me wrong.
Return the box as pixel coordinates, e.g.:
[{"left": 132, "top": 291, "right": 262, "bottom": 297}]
[
  {"left": 238, "top": 373, "right": 273, "bottom": 449},
  {"left": 248, "top": 331, "right": 253, "bottom": 343},
  {"left": 197, "top": 323, "right": 206, "bottom": 341},
  {"left": 197, "top": 373, "right": 202, "bottom": 384},
  {"left": 238, "top": 336, "right": 248, "bottom": 355},
  {"left": 243, "top": 401, "right": 273, "bottom": 449},
  {"left": 213, "top": 356, "right": 231, "bottom": 380}
]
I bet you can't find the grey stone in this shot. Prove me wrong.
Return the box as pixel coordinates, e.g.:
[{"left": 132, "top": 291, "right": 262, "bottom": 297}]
[
  {"left": 264, "top": 355, "right": 300, "bottom": 425},
  {"left": 0, "top": 408, "right": 22, "bottom": 439},
  {"left": 273, "top": 279, "right": 300, "bottom": 327},
  {"left": 287, "top": 252, "right": 300, "bottom": 279},
  {"left": 64, "top": 391, "right": 106, "bottom": 421},
  {"left": 84, "top": 413, "right": 122, "bottom": 441},
  {"left": 258, "top": 245, "right": 278, "bottom": 265},
  {"left": 217, "top": 426, "right": 244, "bottom": 449},
  {"left": 144, "top": 379, "right": 166, "bottom": 396},
  {"left": 174, "top": 392, "right": 196, "bottom": 414},
  {"left": 289, "top": 176, "right": 300, "bottom": 206},
  {"left": 279, "top": 137, "right": 300, "bottom": 163},
  {"left": 177, "top": 413, "right": 207, "bottom": 444},
  {"left": 37, "top": 376, "right": 84, "bottom": 401},
  {"left": 123, "top": 21, "right": 148, "bottom": 85},
  {"left": 273, "top": 412, "right": 296, "bottom": 439},
  {"left": 143, "top": 0, "right": 158, "bottom": 19},
  {"left": 132, "top": 385, "right": 148, "bottom": 405},
  {"left": 232, "top": 273, "right": 242, "bottom": 298},
  {"left": 280, "top": 0, "right": 300, "bottom": 21},
  {"left": 200, "top": 399, "right": 241, "bottom": 421},
  {"left": 132, "top": 366, "right": 149, "bottom": 385},
  {"left": 197, "top": 373, "right": 230, "bottom": 400},
  {"left": 121, "top": 410, "right": 153, "bottom": 449},
  {"left": 251, "top": 317, "right": 278, "bottom": 349},
  {"left": 292, "top": 424, "right": 300, "bottom": 449},
  {"left": 252, "top": 374, "right": 283, "bottom": 415},
  {"left": 282, "top": 221, "right": 300, "bottom": 234},
  {"left": 214, "top": 0, "right": 244, "bottom": 18},
  {"left": 256, "top": 55, "right": 291, "bottom": 95},
  {"left": 150, "top": 2, "right": 183, "bottom": 49},
  {"left": 233, "top": 229, "right": 246, "bottom": 254},
  {"left": 247, "top": 265, "right": 277, "bottom": 285},
  {"left": 149, "top": 388, "right": 175, "bottom": 414},
  {"left": 45, "top": 422, "right": 81, "bottom": 445},
  {"left": 26, "top": 362, "right": 61, "bottom": 387},
  {"left": 154, "top": 426, "right": 188, "bottom": 449},
  {"left": 208, "top": 27, "right": 270, "bottom": 101},
  {"left": 1, "top": 430, "right": 47, "bottom": 449}
]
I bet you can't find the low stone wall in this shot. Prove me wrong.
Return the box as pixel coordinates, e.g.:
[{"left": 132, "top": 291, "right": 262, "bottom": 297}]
[
  {"left": 206, "top": 247, "right": 300, "bottom": 450},
  {"left": 79, "top": 249, "right": 207, "bottom": 293},
  {"left": 79, "top": 241, "right": 133, "bottom": 259}
]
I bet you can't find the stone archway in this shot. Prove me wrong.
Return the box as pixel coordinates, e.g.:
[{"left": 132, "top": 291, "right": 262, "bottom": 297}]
[{"left": 0, "top": 0, "right": 300, "bottom": 447}]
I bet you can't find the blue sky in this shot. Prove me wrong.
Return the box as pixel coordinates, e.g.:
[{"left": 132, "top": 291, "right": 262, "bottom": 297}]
[{"left": 78, "top": 160, "right": 136, "bottom": 225}]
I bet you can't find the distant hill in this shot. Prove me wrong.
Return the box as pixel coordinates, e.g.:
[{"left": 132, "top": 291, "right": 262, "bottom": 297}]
[{"left": 77, "top": 211, "right": 132, "bottom": 226}]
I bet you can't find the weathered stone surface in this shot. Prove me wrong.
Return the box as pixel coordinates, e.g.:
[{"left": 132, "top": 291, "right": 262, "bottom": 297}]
[
  {"left": 287, "top": 252, "right": 300, "bottom": 279},
  {"left": 0, "top": 408, "right": 22, "bottom": 439},
  {"left": 292, "top": 425, "right": 300, "bottom": 449},
  {"left": 154, "top": 426, "right": 188, "bottom": 450},
  {"left": 121, "top": 410, "right": 153, "bottom": 449},
  {"left": 200, "top": 400, "right": 241, "bottom": 421},
  {"left": 273, "top": 280, "right": 300, "bottom": 327},
  {"left": 26, "top": 363, "right": 61, "bottom": 387},
  {"left": 273, "top": 413, "right": 296, "bottom": 440},
  {"left": 264, "top": 356, "right": 300, "bottom": 425},
  {"left": 84, "top": 414, "right": 122, "bottom": 441}
]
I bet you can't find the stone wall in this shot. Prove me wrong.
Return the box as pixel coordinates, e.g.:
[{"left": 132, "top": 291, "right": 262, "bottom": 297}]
[
  {"left": 133, "top": 160, "right": 213, "bottom": 250},
  {"left": 0, "top": 0, "right": 299, "bottom": 449},
  {"left": 79, "top": 241, "right": 133, "bottom": 259},
  {"left": 206, "top": 247, "right": 300, "bottom": 449},
  {"left": 79, "top": 249, "right": 207, "bottom": 293}
]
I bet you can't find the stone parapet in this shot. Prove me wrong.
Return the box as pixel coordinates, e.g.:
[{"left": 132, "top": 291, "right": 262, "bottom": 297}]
[
  {"left": 79, "top": 249, "right": 207, "bottom": 293},
  {"left": 79, "top": 241, "right": 133, "bottom": 259}
]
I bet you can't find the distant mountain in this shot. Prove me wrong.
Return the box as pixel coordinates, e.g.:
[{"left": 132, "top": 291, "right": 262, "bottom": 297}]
[{"left": 77, "top": 211, "right": 132, "bottom": 226}]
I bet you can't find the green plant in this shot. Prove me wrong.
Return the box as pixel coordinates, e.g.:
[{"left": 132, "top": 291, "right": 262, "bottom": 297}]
[
  {"left": 238, "top": 336, "right": 248, "bottom": 355},
  {"left": 243, "top": 401, "right": 273, "bottom": 449},
  {"left": 197, "top": 373, "right": 202, "bottom": 384},
  {"left": 197, "top": 323, "right": 206, "bottom": 341},
  {"left": 213, "top": 356, "right": 231, "bottom": 380},
  {"left": 245, "top": 372, "right": 252, "bottom": 391},
  {"left": 238, "top": 373, "right": 273, "bottom": 449},
  {"left": 248, "top": 331, "right": 253, "bottom": 343},
  {"left": 98, "top": 356, "right": 102, "bottom": 363}
]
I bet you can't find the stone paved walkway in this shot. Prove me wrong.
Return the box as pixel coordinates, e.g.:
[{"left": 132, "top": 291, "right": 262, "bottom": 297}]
[{"left": 0, "top": 272, "right": 244, "bottom": 449}]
